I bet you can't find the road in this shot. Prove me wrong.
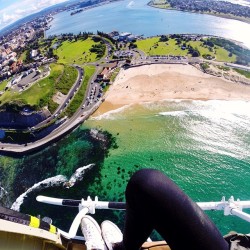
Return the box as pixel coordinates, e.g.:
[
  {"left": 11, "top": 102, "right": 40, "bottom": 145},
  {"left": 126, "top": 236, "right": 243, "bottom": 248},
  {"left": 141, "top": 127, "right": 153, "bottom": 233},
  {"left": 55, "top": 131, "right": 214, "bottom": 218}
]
[
  {"left": 0, "top": 63, "right": 104, "bottom": 154},
  {"left": 34, "top": 65, "right": 84, "bottom": 129},
  {"left": 0, "top": 39, "right": 240, "bottom": 154},
  {"left": 0, "top": 100, "right": 102, "bottom": 154}
]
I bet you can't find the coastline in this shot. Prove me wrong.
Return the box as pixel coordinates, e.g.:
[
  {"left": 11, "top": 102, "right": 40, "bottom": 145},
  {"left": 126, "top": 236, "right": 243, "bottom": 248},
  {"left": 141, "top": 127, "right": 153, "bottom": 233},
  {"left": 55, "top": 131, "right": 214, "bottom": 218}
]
[
  {"left": 93, "top": 64, "right": 250, "bottom": 115},
  {"left": 147, "top": 2, "right": 250, "bottom": 25}
]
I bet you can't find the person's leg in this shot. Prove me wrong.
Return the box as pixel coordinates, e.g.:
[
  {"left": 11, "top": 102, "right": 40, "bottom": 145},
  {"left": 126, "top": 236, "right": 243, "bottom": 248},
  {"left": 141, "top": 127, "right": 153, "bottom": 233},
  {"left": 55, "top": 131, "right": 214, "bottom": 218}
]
[{"left": 123, "top": 168, "right": 229, "bottom": 250}]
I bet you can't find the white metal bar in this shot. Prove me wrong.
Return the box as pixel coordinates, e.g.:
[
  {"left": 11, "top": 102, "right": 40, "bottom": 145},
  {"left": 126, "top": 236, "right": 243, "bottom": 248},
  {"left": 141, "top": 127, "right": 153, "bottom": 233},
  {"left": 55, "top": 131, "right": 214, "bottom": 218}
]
[
  {"left": 37, "top": 195, "right": 250, "bottom": 210},
  {"left": 57, "top": 229, "right": 84, "bottom": 241},
  {"left": 36, "top": 196, "right": 64, "bottom": 206},
  {"left": 236, "top": 201, "right": 250, "bottom": 209},
  {"left": 231, "top": 209, "right": 250, "bottom": 223},
  {"left": 92, "top": 201, "right": 109, "bottom": 209},
  {"left": 68, "top": 207, "right": 89, "bottom": 238},
  {"left": 197, "top": 202, "right": 225, "bottom": 210}
]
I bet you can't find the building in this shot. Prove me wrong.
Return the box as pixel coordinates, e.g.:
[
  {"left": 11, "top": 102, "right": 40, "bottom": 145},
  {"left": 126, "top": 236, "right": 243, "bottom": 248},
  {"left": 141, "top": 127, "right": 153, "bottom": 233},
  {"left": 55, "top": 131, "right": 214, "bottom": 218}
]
[
  {"left": 119, "top": 32, "right": 131, "bottom": 41},
  {"left": 108, "top": 61, "right": 118, "bottom": 70},
  {"left": 100, "top": 67, "right": 109, "bottom": 79},
  {"left": 31, "top": 50, "right": 38, "bottom": 58}
]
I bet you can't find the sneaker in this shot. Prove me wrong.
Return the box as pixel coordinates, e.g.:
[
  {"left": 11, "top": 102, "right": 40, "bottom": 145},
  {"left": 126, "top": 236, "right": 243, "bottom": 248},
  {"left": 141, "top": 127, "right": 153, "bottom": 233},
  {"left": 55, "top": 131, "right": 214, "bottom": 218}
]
[
  {"left": 101, "top": 220, "right": 123, "bottom": 250},
  {"left": 81, "top": 215, "right": 107, "bottom": 250}
]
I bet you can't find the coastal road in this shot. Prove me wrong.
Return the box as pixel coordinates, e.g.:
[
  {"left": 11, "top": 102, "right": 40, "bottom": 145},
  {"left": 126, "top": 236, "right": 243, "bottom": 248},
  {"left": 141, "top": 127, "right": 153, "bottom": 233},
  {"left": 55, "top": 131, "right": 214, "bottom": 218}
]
[
  {"left": 0, "top": 99, "right": 103, "bottom": 154},
  {"left": 33, "top": 65, "right": 84, "bottom": 129},
  {"left": 0, "top": 43, "right": 203, "bottom": 154},
  {"left": 0, "top": 63, "right": 104, "bottom": 154}
]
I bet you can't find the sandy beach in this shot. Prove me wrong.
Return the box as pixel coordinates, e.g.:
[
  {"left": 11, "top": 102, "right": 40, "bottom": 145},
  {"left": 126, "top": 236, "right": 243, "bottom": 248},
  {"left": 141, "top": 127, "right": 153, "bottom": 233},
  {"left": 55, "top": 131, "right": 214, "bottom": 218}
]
[{"left": 94, "top": 64, "right": 250, "bottom": 115}]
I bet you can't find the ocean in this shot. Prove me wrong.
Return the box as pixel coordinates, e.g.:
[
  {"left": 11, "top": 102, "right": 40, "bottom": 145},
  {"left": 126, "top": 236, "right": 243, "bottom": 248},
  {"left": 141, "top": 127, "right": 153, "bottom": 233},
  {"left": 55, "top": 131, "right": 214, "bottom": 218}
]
[
  {"left": 46, "top": 0, "right": 250, "bottom": 48},
  {"left": 1, "top": 0, "right": 250, "bottom": 238},
  {"left": 1, "top": 96, "right": 250, "bottom": 236},
  {"left": 82, "top": 100, "right": 250, "bottom": 235}
]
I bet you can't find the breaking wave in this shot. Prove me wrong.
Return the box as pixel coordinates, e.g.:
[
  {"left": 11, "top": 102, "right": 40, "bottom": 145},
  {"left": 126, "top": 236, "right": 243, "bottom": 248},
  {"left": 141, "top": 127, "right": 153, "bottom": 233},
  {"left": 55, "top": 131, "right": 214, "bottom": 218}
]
[
  {"left": 90, "top": 104, "right": 132, "bottom": 120},
  {"left": 11, "top": 164, "right": 94, "bottom": 211},
  {"left": 127, "top": 0, "right": 135, "bottom": 8},
  {"left": 158, "top": 110, "right": 191, "bottom": 117}
]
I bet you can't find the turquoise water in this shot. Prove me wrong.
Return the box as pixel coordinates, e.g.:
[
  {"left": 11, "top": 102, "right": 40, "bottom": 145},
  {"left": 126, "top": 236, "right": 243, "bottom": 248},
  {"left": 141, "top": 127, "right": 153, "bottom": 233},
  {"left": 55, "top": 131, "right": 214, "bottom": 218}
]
[
  {"left": 82, "top": 100, "right": 250, "bottom": 234},
  {"left": 1, "top": 0, "right": 250, "bottom": 236},
  {"left": 1, "top": 99, "right": 250, "bottom": 235},
  {"left": 47, "top": 0, "right": 250, "bottom": 48}
]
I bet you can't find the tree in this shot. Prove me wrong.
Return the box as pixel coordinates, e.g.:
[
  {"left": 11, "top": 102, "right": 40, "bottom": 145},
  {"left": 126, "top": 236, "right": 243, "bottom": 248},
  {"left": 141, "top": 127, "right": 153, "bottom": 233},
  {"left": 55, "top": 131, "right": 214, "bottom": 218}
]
[
  {"left": 159, "top": 35, "right": 169, "bottom": 42},
  {"left": 24, "top": 49, "right": 32, "bottom": 63},
  {"left": 47, "top": 48, "right": 54, "bottom": 58},
  {"left": 129, "top": 42, "right": 137, "bottom": 49},
  {"left": 192, "top": 50, "right": 200, "bottom": 57}
]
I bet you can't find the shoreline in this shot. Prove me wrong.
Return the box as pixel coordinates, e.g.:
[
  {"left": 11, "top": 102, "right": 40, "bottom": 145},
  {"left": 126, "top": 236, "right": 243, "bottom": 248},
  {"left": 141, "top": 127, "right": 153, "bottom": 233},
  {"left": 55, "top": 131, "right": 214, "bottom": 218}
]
[
  {"left": 93, "top": 64, "right": 250, "bottom": 115},
  {"left": 147, "top": 2, "right": 250, "bottom": 25}
]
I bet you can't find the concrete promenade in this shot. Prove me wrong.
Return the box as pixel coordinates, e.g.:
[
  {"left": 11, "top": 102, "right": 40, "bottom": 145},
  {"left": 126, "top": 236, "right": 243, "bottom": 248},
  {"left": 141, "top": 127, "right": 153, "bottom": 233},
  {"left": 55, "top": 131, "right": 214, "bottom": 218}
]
[{"left": 0, "top": 100, "right": 102, "bottom": 155}]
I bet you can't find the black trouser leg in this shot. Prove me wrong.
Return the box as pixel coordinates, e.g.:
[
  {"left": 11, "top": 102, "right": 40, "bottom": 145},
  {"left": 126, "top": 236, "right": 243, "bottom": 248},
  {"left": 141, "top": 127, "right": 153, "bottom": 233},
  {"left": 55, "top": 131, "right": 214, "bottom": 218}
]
[{"left": 123, "top": 169, "right": 229, "bottom": 250}]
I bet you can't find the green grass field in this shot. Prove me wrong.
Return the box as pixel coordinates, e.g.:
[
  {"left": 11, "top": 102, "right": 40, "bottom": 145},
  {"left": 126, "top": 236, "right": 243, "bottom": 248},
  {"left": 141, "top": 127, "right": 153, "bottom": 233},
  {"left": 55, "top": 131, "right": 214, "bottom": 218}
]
[
  {"left": 188, "top": 41, "right": 236, "bottom": 62},
  {"left": 234, "top": 69, "right": 250, "bottom": 78},
  {"left": 0, "top": 79, "right": 9, "bottom": 91},
  {"left": 56, "top": 65, "right": 78, "bottom": 95},
  {"left": 136, "top": 37, "right": 237, "bottom": 62},
  {"left": 0, "top": 64, "right": 64, "bottom": 109},
  {"left": 136, "top": 37, "right": 187, "bottom": 56},
  {"left": 0, "top": 64, "right": 80, "bottom": 111},
  {"left": 55, "top": 38, "right": 104, "bottom": 64},
  {"left": 65, "top": 65, "right": 95, "bottom": 117}
]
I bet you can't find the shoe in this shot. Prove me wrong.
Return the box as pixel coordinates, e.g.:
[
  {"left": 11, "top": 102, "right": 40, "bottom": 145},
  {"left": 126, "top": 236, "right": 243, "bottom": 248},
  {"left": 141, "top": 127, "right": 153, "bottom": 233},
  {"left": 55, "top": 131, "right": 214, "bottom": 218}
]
[
  {"left": 81, "top": 215, "right": 106, "bottom": 250},
  {"left": 101, "top": 220, "right": 123, "bottom": 250}
]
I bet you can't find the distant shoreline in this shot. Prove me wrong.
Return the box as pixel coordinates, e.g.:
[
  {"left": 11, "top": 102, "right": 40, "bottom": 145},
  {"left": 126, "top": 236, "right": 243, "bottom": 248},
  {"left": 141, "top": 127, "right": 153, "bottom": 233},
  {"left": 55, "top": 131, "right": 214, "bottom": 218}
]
[{"left": 147, "top": 2, "right": 250, "bottom": 25}]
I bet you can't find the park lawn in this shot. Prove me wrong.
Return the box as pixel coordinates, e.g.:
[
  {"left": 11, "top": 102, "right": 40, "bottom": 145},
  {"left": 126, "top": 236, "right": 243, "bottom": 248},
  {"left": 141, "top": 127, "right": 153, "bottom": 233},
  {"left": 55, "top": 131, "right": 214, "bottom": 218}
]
[
  {"left": 136, "top": 37, "right": 187, "bottom": 56},
  {"left": 55, "top": 38, "right": 102, "bottom": 64},
  {"left": 214, "top": 46, "right": 236, "bottom": 62},
  {"left": 137, "top": 37, "right": 237, "bottom": 62},
  {"left": 0, "top": 79, "right": 9, "bottom": 91},
  {"left": 65, "top": 65, "right": 95, "bottom": 117},
  {"left": 19, "top": 64, "right": 64, "bottom": 107},
  {"left": 56, "top": 65, "right": 78, "bottom": 94},
  {"left": 186, "top": 41, "right": 236, "bottom": 62},
  {"left": 0, "top": 64, "right": 64, "bottom": 108},
  {"left": 187, "top": 41, "right": 212, "bottom": 55}
]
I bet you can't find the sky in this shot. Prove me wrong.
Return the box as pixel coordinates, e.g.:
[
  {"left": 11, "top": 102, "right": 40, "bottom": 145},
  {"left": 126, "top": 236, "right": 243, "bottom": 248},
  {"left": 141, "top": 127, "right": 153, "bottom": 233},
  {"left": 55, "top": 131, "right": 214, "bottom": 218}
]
[
  {"left": 0, "top": 0, "right": 249, "bottom": 32},
  {"left": 0, "top": 0, "right": 70, "bottom": 31}
]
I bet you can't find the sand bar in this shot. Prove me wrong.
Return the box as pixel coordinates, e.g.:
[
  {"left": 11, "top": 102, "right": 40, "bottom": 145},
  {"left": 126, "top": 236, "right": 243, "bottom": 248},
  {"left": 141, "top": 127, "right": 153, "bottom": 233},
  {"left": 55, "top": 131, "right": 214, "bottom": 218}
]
[{"left": 95, "top": 64, "right": 250, "bottom": 115}]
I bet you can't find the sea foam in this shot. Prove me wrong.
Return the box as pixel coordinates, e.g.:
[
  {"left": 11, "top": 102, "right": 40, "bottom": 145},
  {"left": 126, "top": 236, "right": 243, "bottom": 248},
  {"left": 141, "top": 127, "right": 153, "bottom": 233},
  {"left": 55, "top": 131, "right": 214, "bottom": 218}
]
[
  {"left": 158, "top": 110, "right": 191, "bottom": 117},
  {"left": 90, "top": 104, "right": 132, "bottom": 120},
  {"left": 11, "top": 164, "right": 95, "bottom": 211}
]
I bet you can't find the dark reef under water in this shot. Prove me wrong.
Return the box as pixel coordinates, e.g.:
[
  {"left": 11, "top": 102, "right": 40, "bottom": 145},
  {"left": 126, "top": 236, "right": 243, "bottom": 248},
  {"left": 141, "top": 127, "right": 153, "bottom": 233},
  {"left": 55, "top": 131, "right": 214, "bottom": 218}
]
[{"left": 0, "top": 127, "right": 126, "bottom": 232}]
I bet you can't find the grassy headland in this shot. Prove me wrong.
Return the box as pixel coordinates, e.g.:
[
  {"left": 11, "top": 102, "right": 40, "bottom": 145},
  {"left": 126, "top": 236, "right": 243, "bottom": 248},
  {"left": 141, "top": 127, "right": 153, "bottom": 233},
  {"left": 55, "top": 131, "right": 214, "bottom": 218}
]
[
  {"left": 54, "top": 38, "right": 104, "bottom": 64},
  {"left": 136, "top": 36, "right": 237, "bottom": 62},
  {"left": 0, "top": 64, "right": 63, "bottom": 109},
  {"left": 0, "top": 64, "right": 78, "bottom": 112}
]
